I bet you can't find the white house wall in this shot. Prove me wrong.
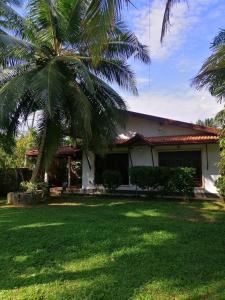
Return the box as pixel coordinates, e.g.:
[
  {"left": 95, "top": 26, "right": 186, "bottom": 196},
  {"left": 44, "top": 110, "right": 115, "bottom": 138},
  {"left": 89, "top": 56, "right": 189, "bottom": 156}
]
[
  {"left": 81, "top": 114, "right": 220, "bottom": 195},
  {"left": 119, "top": 116, "right": 205, "bottom": 138},
  {"left": 82, "top": 144, "right": 220, "bottom": 195}
]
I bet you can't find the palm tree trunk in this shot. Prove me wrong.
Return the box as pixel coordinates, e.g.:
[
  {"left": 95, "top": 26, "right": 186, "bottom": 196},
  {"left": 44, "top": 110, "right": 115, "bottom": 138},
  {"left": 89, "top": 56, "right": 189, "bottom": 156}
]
[{"left": 31, "top": 125, "right": 47, "bottom": 182}]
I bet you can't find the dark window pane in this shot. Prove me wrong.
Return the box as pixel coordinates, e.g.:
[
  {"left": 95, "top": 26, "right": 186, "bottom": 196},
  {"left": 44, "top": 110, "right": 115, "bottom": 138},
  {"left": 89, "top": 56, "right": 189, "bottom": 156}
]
[
  {"left": 95, "top": 153, "right": 129, "bottom": 184},
  {"left": 158, "top": 151, "right": 202, "bottom": 187}
]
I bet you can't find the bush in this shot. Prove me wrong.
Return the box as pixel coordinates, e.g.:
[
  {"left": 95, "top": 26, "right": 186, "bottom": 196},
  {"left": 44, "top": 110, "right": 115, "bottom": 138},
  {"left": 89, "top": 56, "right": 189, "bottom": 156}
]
[
  {"left": 168, "top": 167, "right": 195, "bottom": 198},
  {"left": 129, "top": 166, "right": 162, "bottom": 191},
  {"left": 21, "top": 181, "right": 38, "bottom": 193},
  {"left": 129, "top": 166, "right": 195, "bottom": 198},
  {"left": 215, "top": 176, "right": 225, "bottom": 198},
  {"left": 102, "top": 170, "right": 122, "bottom": 192},
  {"left": 21, "top": 181, "right": 49, "bottom": 196}
]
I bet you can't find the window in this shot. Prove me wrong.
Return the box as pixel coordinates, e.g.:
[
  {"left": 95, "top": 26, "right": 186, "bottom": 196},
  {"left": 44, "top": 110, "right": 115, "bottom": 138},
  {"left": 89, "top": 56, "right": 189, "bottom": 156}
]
[
  {"left": 158, "top": 151, "right": 202, "bottom": 186},
  {"left": 95, "top": 153, "right": 129, "bottom": 184}
]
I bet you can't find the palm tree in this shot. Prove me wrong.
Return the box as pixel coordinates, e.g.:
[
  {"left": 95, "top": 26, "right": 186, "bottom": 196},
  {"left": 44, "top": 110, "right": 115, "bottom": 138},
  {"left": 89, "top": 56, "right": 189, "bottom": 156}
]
[
  {"left": 193, "top": 29, "right": 225, "bottom": 101},
  {"left": 0, "top": 0, "right": 150, "bottom": 182},
  {"left": 196, "top": 118, "right": 216, "bottom": 127}
]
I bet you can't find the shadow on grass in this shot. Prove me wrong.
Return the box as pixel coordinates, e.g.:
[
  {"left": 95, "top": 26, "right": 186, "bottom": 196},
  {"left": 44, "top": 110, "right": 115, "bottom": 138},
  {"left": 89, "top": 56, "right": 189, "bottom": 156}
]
[{"left": 0, "top": 198, "right": 225, "bottom": 299}]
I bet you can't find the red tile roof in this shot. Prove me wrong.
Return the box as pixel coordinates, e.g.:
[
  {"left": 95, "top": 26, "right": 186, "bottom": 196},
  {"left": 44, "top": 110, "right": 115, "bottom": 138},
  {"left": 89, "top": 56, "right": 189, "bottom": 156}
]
[
  {"left": 26, "top": 134, "right": 219, "bottom": 157},
  {"left": 26, "top": 146, "right": 81, "bottom": 157},
  {"left": 116, "top": 134, "right": 219, "bottom": 146}
]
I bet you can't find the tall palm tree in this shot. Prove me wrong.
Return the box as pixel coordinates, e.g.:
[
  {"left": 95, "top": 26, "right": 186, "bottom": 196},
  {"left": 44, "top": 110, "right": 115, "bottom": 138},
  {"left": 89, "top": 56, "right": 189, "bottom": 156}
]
[
  {"left": 193, "top": 29, "right": 225, "bottom": 101},
  {"left": 0, "top": 0, "right": 150, "bottom": 181}
]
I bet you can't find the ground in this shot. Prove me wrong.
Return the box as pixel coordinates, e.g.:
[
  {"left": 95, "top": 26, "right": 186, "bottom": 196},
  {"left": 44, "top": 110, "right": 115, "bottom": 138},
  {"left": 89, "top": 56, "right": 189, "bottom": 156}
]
[{"left": 0, "top": 197, "right": 225, "bottom": 300}]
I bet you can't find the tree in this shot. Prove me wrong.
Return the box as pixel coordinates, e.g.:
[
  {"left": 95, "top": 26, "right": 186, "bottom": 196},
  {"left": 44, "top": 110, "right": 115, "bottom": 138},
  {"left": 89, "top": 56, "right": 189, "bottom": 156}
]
[
  {"left": 192, "top": 29, "right": 225, "bottom": 101},
  {"left": 196, "top": 118, "right": 216, "bottom": 127},
  {"left": 192, "top": 29, "right": 225, "bottom": 197},
  {"left": 0, "top": 0, "right": 184, "bottom": 183},
  {"left": 0, "top": 0, "right": 150, "bottom": 182}
]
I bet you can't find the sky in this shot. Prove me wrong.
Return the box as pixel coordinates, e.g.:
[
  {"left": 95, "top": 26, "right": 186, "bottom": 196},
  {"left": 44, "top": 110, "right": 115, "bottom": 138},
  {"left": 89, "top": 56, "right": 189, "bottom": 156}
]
[{"left": 118, "top": 0, "right": 225, "bottom": 122}]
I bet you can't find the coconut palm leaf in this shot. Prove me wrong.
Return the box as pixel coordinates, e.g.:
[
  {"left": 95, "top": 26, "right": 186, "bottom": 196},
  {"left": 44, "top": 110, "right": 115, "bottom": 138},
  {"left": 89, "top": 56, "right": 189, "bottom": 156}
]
[
  {"left": 0, "top": 0, "right": 150, "bottom": 181},
  {"left": 161, "top": 0, "right": 187, "bottom": 42}
]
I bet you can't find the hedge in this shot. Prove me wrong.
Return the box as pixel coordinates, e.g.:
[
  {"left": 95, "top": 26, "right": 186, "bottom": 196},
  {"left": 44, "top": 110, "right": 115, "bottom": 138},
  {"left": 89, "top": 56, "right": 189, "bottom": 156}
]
[
  {"left": 129, "top": 166, "right": 195, "bottom": 198},
  {"left": 102, "top": 170, "right": 122, "bottom": 192},
  {"left": 0, "top": 168, "right": 32, "bottom": 196}
]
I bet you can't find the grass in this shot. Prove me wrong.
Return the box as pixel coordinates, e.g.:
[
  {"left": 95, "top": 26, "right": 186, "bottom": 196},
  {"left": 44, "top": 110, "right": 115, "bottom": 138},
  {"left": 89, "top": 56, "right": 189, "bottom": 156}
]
[{"left": 0, "top": 197, "right": 225, "bottom": 299}]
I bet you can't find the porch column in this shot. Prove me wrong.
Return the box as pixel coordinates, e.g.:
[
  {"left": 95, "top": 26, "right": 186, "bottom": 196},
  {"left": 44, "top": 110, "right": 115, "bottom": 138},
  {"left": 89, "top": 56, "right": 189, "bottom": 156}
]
[
  {"left": 44, "top": 170, "right": 49, "bottom": 183},
  {"left": 68, "top": 156, "right": 71, "bottom": 188},
  {"left": 82, "top": 151, "right": 95, "bottom": 190}
]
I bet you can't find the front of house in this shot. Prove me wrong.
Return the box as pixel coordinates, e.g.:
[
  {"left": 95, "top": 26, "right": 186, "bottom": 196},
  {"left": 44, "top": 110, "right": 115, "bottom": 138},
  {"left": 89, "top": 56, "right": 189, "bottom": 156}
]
[{"left": 82, "top": 111, "right": 220, "bottom": 196}]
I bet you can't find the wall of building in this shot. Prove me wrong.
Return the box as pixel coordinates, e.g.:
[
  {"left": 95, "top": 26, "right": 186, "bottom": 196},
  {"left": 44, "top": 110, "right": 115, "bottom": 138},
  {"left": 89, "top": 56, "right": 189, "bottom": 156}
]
[
  {"left": 118, "top": 116, "right": 205, "bottom": 138},
  {"left": 82, "top": 143, "right": 220, "bottom": 194},
  {"left": 82, "top": 115, "right": 220, "bottom": 195}
]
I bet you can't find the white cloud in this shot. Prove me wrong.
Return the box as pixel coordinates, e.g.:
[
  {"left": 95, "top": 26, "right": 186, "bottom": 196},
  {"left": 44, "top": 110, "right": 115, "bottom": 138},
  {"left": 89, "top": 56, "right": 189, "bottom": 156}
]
[
  {"left": 125, "top": 87, "right": 223, "bottom": 123},
  {"left": 137, "top": 77, "right": 151, "bottom": 85},
  {"left": 132, "top": 0, "right": 217, "bottom": 60}
]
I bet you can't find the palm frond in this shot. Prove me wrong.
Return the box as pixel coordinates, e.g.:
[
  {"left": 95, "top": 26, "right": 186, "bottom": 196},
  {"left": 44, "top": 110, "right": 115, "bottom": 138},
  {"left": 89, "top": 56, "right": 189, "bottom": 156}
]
[
  {"left": 30, "top": 60, "right": 67, "bottom": 116},
  {"left": 56, "top": 55, "right": 95, "bottom": 94},
  {"left": 161, "top": 0, "right": 187, "bottom": 42},
  {"left": 192, "top": 45, "right": 225, "bottom": 101},
  {"left": 105, "top": 22, "right": 150, "bottom": 63},
  {"left": 212, "top": 29, "right": 225, "bottom": 48},
  {"left": 0, "top": 2, "right": 25, "bottom": 35},
  {"left": 82, "top": 56, "right": 137, "bottom": 95}
]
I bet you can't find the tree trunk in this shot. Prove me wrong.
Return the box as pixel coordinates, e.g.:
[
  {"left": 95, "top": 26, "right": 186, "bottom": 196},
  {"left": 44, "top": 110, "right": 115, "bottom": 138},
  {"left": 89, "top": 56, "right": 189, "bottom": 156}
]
[{"left": 31, "top": 125, "right": 47, "bottom": 182}]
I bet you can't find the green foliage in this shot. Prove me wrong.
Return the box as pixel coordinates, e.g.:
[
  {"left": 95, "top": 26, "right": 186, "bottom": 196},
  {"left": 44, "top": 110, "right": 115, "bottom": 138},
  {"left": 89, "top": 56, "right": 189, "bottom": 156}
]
[
  {"left": 196, "top": 118, "right": 217, "bottom": 127},
  {"left": 216, "top": 133, "right": 225, "bottom": 198},
  {"left": 0, "top": 0, "right": 150, "bottom": 181},
  {"left": 129, "top": 166, "right": 195, "bottom": 198},
  {"left": 20, "top": 181, "right": 49, "bottom": 196},
  {"left": 0, "top": 129, "right": 37, "bottom": 170},
  {"left": 102, "top": 170, "right": 122, "bottom": 191},
  {"left": 20, "top": 181, "right": 38, "bottom": 193},
  {"left": 193, "top": 28, "right": 225, "bottom": 101},
  {"left": 167, "top": 167, "right": 195, "bottom": 197},
  {"left": 129, "top": 166, "right": 162, "bottom": 191},
  {"left": 215, "top": 176, "right": 225, "bottom": 198},
  {"left": 0, "top": 168, "right": 31, "bottom": 195}
]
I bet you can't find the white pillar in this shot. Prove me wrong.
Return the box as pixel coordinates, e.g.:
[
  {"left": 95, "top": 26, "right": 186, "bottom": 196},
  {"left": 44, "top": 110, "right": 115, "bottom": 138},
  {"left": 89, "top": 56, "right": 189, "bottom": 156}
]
[
  {"left": 68, "top": 156, "right": 71, "bottom": 188},
  {"left": 82, "top": 151, "right": 95, "bottom": 190},
  {"left": 44, "top": 171, "right": 49, "bottom": 183}
]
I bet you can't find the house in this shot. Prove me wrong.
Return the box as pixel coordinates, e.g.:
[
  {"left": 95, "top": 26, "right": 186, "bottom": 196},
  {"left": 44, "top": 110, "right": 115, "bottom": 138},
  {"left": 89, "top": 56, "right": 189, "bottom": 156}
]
[
  {"left": 26, "top": 110, "right": 220, "bottom": 196},
  {"left": 82, "top": 111, "right": 220, "bottom": 196}
]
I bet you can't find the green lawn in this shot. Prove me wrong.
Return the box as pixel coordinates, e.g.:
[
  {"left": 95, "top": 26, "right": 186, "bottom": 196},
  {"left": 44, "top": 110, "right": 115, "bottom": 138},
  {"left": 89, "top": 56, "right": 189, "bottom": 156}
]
[{"left": 1, "top": 198, "right": 225, "bottom": 300}]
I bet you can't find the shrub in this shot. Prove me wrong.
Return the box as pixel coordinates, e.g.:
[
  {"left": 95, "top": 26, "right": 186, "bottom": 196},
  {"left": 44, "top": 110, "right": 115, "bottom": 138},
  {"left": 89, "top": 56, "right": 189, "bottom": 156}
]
[
  {"left": 129, "top": 166, "right": 195, "bottom": 198},
  {"left": 102, "top": 170, "right": 122, "bottom": 192},
  {"left": 129, "top": 166, "right": 162, "bottom": 191},
  {"left": 169, "top": 167, "right": 195, "bottom": 198},
  {"left": 21, "top": 181, "right": 49, "bottom": 196},
  {"left": 215, "top": 176, "right": 225, "bottom": 198},
  {"left": 21, "top": 181, "right": 38, "bottom": 193},
  {"left": 216, "top": 134, "right": 225, "bottom": 199}
]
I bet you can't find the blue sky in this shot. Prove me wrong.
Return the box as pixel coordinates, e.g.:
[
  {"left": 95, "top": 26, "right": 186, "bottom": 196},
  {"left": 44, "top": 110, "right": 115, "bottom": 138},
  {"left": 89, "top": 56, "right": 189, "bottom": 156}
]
[{"left": 118, "top": 0, "right": 225, "bottom": 122}]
